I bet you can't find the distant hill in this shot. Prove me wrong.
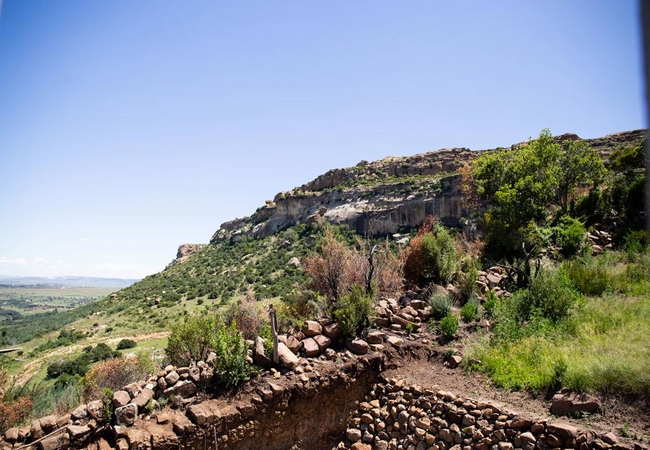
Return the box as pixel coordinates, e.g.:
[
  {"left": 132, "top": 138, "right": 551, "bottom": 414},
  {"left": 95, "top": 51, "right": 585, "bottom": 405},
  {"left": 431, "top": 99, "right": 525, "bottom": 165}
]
[{"left": 0, "top": 276, "right": 139, "bottom": 289}]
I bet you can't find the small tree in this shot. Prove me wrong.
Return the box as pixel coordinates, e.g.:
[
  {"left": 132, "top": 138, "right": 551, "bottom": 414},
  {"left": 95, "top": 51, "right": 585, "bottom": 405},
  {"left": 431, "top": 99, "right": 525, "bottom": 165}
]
[{"left": 166, "top": 315, "right": 219, "bottom": 366}]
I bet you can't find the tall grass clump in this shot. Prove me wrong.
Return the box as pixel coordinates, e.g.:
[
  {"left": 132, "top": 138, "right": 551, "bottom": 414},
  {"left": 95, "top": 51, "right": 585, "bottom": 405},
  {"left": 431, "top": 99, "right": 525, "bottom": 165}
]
[
  {"left": 428, "top": 293, "right": 453, "bottom": 321},
  {"left": 563, "top": 255, "right": 612, "bottom": 296}
]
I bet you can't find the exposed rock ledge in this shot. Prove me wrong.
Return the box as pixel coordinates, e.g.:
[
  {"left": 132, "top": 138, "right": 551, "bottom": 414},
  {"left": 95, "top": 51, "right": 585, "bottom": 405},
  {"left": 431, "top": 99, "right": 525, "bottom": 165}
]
[{"left": 211, "top": 129, "right": 646, "bottom": 244}]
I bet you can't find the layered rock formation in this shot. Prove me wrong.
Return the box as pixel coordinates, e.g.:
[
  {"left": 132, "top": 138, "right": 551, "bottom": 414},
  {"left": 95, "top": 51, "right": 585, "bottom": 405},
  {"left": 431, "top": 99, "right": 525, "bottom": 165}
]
[{"left": 211, "top": 130, "right": 645, "bottom": 244}]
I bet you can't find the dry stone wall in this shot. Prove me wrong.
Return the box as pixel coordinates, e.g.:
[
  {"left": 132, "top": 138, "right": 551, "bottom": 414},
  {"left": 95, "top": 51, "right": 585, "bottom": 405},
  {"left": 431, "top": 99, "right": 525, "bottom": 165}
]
[{"left": 336, "top": 379, "right": 644, "bottom": 450}]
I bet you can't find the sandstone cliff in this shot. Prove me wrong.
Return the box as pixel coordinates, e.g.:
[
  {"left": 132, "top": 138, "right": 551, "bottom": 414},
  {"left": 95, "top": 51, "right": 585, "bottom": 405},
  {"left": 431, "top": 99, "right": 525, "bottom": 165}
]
[{"left": 211, "top": 130, "right": 646, "bottom": 244}]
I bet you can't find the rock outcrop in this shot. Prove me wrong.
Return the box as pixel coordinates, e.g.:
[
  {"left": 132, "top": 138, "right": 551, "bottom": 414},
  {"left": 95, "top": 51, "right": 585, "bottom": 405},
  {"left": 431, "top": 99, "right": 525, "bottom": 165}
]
[{"left": 211, "top": 130, "right": 645, "bottom": 244}]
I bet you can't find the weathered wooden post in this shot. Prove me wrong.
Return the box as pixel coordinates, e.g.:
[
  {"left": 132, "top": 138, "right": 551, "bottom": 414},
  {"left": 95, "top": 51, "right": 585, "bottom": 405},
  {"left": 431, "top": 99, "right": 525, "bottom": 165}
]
[{"left": 268, "top": 304, "right": 279, "bottom": 364}]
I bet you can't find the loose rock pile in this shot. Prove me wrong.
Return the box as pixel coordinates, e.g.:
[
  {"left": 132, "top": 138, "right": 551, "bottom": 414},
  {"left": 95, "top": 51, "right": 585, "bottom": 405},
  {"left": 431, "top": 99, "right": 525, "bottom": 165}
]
[{"left": 337, "top": 378, "right": 644, "bottom": 450}]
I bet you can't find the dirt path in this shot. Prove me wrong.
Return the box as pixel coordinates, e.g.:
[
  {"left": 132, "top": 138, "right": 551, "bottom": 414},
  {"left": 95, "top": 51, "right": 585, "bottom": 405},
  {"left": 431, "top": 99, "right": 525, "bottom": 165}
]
[{"left": 15, "top": 332, "right": 171, "bottom": 386}]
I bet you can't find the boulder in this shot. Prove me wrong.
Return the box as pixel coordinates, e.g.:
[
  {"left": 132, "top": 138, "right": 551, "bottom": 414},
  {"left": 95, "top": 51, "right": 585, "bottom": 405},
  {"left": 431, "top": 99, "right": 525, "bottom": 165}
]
[
  {"left": 313, "top": 334, "right": 332, "bottom": 351},
  {"left": 164, "top": 371, "right": 180, "bottom": 386},
  {"left": 4, "top": 427, "right": 19, "bottom": 443},
  {"left": 39, "top": 415, "right": 57, "bottom": 433},
  {"left": 285, "top": 335, "right": 302, "bottom": 353},
  {"left": 366, "top": 330, "right": 385, "bottom": 344},
  {"left": 254, "top": 337, "right": 272, "bottom": 367},
  {"left": 287, "top": 257, "right": 301, "bottom": 268},
  {"left": 346, "top": 339, "right": 369, "bottom": 355},
  {"left": 302, "top": 337, "right": 320, "bottom": 357},
  {"left": 67, "top": 425, "right": 91, "bottom": 440},
  {"left": 551, "top": 390, "right": 601, "bottom": 416},
  {"left": 86, "top": 400, "right": 106, "bottom": 421},
  {"left": 39, "top": 432, "right": 69, "bottom": 450},
  {"left": 115, "top": 404, "right": 138, "bottom": 426},
  {"left": 448, "top": 355, "right": 463, "bottom": 369},
  {"left": 71, "top": 404, "right": 88, "bottom": 421},
  {"left": 302, "top": 320, "right": 322, "bottom": 337},
  {"left": 163, "top": 380, "right": 198, "bottom": 398},
  {"left": 277, "top": 342, "right": 299, "bottom": 368},
  {"left": 112, "top": 390, "right": 131, "bottom": 408},
  {"left": 131, "top": 388, "right": 155, "bottom": 410},
  {"left": 547, "top": 422, "right": 578, "bottom": 439}
]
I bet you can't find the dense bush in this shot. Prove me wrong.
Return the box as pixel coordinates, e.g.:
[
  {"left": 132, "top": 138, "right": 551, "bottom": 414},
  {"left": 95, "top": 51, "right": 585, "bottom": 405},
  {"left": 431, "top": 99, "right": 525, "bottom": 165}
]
[
  {"left": 211, "top": 321, "right": 255, "bottom": 387},
  {"left": 554, "top": 216, "right": 586, "bottom": 257},
  {"left": 46, "top": 343, "right": 120, "bottom": 379},
  {"left": 439, "top": 315, "right": 459, "bottom": 339},
  {"left": 456, "top": 264, "right": 478, "bottom": 305},
  {"left": 625, "top": 230, "right": 649, "bottom": 256},
  {"left": 461, "top": 297, "right": 480, "bottom": 322},
  {"left": 165, "top": 315, "right": 253, "bottom": 387},
  {"left": 166, "top": 315, "right": 220, "bottom": 366},
  {"left": 0, "top": 369, "right": 34, "bottom": 433},
  {"left": 428, "top": 293, "right": 452, "bottom": 321},
  {"left": 333, "top": 284, "right": 373, "bottom": 339},
  {"left": 116, "top": 339, "right": 137, "bottom": 350},
  {"left": 82, "top": 355, "right": 152, "bottom": 401},
  {"left": 515, "top": 269, "right": 579, "bottom": 323},
  {"left": 563, "top": 256, "right": 611, "bottom": 296},
  {"left": 224, "top": 293, "right": 269, "bottom": 341},
  {"left": 405, "top": 217, "right": 457, "bottom": 286}
]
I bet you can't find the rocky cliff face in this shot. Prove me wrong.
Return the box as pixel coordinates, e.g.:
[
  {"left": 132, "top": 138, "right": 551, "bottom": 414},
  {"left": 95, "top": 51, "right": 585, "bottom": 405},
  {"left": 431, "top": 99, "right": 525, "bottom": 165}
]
[{"left": 211, "top": 130, "right": 646, "bottom": 244}]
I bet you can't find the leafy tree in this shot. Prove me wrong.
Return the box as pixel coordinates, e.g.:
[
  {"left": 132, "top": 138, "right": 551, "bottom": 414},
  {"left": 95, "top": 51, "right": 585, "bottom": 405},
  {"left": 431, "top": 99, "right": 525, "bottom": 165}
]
[
  {"left": 557, "top": 139, "right": 606, "bottom": 210},
  {"left": 472, "top": 130, "right": 605, "bottom": 257}
]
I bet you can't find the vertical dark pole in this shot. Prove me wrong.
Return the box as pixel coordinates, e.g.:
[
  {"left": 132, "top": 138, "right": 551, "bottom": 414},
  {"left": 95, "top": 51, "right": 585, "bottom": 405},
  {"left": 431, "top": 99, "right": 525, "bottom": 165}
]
[{"left": 642, "top": 0, "right": 650, "bottom": 238}]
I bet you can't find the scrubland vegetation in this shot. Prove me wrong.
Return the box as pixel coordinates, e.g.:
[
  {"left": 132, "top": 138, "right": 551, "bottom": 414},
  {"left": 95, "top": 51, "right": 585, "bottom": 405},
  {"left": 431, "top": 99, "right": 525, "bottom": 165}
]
[{"left": 0, "top": 129, "right": 647, "bottom": 433}]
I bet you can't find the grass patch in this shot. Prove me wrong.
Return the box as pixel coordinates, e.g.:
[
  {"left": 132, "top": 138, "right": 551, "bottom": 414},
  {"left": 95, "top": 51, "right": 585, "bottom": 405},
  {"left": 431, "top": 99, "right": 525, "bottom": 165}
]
[{"left": 467, "top": 288, "right": 650, "bottom": 396}]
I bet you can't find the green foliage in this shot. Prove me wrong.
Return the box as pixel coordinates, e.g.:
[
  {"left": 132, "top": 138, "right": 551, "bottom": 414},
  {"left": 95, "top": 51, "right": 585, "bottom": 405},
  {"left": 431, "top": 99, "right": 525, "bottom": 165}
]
[
  {"left": 333, "top": 284, "right": 373, "bottom": 339},
  {"left": 439, "top": 315, "right": 459, "bottom": 339},
  {"left": 428, "top": 293, "right": 452, "bottom": 321},
  {"left": 554, "top": 216, "right": 586, "bottom": 257},
  {"left": 166, "top": 315, "right": 220, "bottom": 366},
  {"left": 460, "top": 297, "right": 480, "bottom": 322},
  {"left": 165, "top": 315, "right": 253, "bottom": 387},
  {"left": 116, "top": 339, "right": 137, "bottom": 350},
  {"left": 563, "top": 255, "right": 612, "bottom": 296},
  {"left": 211, "top": 321, "right": 255, "bottom": 387},
  {"left": 419, "top": 229, "right": 457, "bottom": 285},
  {"left": 456, "top": 265, "right": 478, "bottom": 304},
  {"left": 515, "top": 268, "right": 579, "bottom": 323},
  {"left": 473, "top": 130, "right": 605, "bottom": 257},
  {"left": 625, "top": 230, "right": 649, "bottom": 257},
  {"left": 483, "top": 291, "right": 498, "bottom": 318},
  {"left": 46, "top": 343, "right": 120, "bottom": 379}
]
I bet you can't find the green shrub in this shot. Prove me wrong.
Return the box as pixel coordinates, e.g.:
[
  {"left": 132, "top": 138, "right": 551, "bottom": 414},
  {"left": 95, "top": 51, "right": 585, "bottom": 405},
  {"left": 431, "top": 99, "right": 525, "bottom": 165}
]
[
  {"left": 211, "top": 321, "right": 255, "bottom": 387},
  {"left": 554, "top": 216, "right": 586, "bottom": 257},
  {"left": 625, "top": 230, "right": 649, "bottom": 257},
  {"left": 428, "top": 293, "right": 452, "bottom": 321},
  {"left": 460, "top": 297, "right": 480, "bottom": 322},
  {"left": 456, "top": 265, "right": 478, "bottom": 305},
  {"left": 116, "top": 339, "right": 137, "bottom": 350},
  {"left": 483, "top": 291, "right": 498, "bottom": 317},
  {"left": 440, "top": 315, "right": 459, "bottom": 339},
  {"left": 420, "top": 229, "right": 457, "bottom": 285},
  {"left": 563, "top": 256, "right": 611, "bottom": 296},
  {"left": 516, "top": 269, "right": 579, "bottom": 322},
  {"left": 333, "top": 284, "right": 373, "bottom": 339},
  {"left": 166, "top": 315, "right": 220, "bottom": 366}
]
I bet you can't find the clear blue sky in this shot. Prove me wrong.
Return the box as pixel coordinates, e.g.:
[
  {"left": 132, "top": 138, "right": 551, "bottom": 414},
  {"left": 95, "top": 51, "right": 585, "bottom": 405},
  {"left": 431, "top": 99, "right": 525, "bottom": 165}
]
[{"left": 0, "top": 1, "right": 645, "bottom": 279}]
